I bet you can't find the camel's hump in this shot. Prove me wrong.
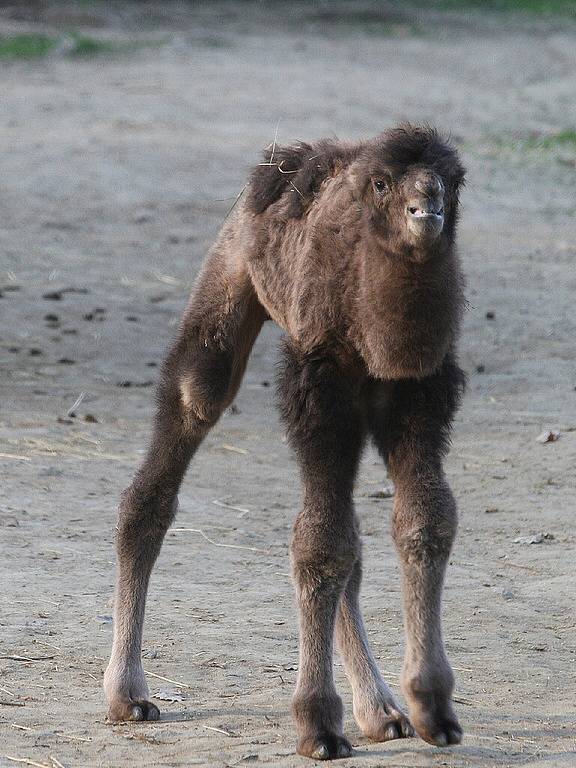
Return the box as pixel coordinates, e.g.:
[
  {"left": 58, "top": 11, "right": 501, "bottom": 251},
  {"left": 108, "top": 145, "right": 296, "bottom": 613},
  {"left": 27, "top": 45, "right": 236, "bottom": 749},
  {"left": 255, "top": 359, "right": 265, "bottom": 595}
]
[{"left": 246, "top": 138, "right": 357, "bottom": 219}]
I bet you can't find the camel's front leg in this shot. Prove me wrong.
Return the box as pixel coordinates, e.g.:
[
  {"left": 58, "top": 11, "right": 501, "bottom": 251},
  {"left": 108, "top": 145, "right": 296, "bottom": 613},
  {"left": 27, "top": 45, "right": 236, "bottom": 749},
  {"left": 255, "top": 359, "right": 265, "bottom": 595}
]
[
  {"left": 278, "top": 342, "right": 365, "bottom": 760},
  {"left": 375, "top": 358, "right": 465, "bottom": 746},
  {"left": 336, "top": 556, "right": 413, "bottom": 742},
  {"left": 392, "top": 468, "right": 461, "bottom": 746}
]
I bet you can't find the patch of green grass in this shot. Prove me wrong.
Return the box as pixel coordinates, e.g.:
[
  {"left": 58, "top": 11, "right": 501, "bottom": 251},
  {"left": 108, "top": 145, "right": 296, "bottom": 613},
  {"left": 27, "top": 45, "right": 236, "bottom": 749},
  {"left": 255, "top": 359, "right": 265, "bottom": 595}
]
[
  {"left": 431, "top": 0, "right": 576, "bottom": 15},
  {"left": 67, "top": 34, "right": 115, "bottom": 57},
  {"left": 532, "top": 129, "right": 576, "bottom": 148},
  {"left": 0, "top": 34, "right": 57, "bottom": 59},
  {"left": 494, "top": 129, "right": 576, "bottom": 151},
  {"left": 306, "top": 8, "right": 420, "bottom": 37},
  {"left": 0, "top": 32, "right": 151, "bottom": 60},
  {"left": 467, "top": 130, "right": 576, "bottom": 168}
]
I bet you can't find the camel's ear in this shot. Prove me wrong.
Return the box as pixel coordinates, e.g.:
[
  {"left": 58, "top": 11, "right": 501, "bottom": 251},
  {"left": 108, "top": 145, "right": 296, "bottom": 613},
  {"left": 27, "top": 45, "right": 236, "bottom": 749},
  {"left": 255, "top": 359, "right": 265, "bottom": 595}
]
[
  {"left": 439, "top": 142, "right": 466, "bottom": 194},
  {"left": 348, "top": 161, "right": 372, "bottom": 204},
  {"left": 445, "top": 162, "right": 466, "bottom": 209},
  {"left": 448, "top": 163, "right": 466, "bottom": 192}
]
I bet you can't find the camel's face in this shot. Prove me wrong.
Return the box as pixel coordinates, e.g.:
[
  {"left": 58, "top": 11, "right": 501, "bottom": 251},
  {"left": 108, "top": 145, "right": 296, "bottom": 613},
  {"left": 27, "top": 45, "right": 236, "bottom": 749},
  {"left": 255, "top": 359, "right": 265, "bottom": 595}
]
[{"left": 369, "top": 166, "right": 447, "bottom": 251}]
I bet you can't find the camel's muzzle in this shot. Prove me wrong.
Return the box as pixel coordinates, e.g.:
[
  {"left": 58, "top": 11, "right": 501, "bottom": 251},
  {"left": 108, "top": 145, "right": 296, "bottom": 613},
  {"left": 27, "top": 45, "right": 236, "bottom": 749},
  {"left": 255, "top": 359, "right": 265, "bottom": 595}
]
[{"left": 406, "top": 174, "right": 445, "bottom": 241}]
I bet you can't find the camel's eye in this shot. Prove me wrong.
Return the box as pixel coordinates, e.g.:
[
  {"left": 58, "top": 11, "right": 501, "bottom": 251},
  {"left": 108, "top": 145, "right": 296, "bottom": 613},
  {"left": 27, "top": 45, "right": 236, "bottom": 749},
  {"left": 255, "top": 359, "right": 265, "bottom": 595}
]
[{"left": 372, "top": 179, "right": 389, "bottom": 195}]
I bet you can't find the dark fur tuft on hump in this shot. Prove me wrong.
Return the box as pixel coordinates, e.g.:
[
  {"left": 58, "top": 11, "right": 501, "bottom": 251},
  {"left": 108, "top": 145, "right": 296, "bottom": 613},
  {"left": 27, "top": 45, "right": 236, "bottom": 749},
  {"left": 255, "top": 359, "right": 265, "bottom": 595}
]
[
  {"left": 247, "top": 139, "right": 359, "bottom": 219},
  {"left": 247, "top": 141, "right": 313, "bottom": 216}
]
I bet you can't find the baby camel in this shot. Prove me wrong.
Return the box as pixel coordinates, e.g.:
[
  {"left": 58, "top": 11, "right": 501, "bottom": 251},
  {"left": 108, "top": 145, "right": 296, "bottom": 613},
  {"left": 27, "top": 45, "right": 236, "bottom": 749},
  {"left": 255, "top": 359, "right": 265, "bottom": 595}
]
[{"left": 104, "top": 124, "right": 467, "bottom": 760}]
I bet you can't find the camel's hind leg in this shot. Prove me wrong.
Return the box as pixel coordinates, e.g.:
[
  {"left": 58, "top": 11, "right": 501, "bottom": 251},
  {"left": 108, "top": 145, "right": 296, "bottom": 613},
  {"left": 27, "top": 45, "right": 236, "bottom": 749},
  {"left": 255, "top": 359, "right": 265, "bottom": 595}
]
[
  {"left": 104, "top": 248, "right": 266, "bottom": 722},
  {"left": 336, "top": 555, "right": 413, "bottom": 742}
]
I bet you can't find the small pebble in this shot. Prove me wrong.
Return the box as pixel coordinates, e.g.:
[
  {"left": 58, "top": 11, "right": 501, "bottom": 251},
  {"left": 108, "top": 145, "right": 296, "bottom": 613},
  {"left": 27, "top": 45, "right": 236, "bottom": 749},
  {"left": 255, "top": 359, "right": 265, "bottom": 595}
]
[
  {"left": 514, "top": 532, "right": 554, "bottom": 545},
  {"left": 536, "top": 430, "right": 560, "bottom": 443}
]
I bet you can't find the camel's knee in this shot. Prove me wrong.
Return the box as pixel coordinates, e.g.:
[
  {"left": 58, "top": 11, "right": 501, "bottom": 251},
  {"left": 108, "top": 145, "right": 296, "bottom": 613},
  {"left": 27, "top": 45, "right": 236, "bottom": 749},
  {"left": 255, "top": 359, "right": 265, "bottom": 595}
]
[
  {"left": 178, "top": 367, "right": 229, "bottom": 426},
  {"left": 178, "top": 355, "right": 232, "bottom": 426},
  {"left": 161, "top": 340, "right": 234, "bottom": 428},
  {"left": 291, "top": 515, "right": 360, "bottom": 588},
  {"left": 392, "top": 481, "right": 457, "bottom": 561}
]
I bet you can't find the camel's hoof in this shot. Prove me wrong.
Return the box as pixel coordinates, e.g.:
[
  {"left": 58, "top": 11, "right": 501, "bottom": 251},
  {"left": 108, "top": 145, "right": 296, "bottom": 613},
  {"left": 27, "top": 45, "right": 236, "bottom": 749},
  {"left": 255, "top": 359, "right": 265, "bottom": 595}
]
[
  {"left": 421, "top": 719, "right": 462, "bottom": 747},
  {"left": 107, "top": 698, "right": 160, "bottom": 723},
  {"left": 297, "top": 733, "right": 353, "bottom": 760},
  {"left": 356, "top": 704, "right": 414, "bottom": 742},
  {"left": 410, "top": 706, "right": 462, "bottom": 747}
]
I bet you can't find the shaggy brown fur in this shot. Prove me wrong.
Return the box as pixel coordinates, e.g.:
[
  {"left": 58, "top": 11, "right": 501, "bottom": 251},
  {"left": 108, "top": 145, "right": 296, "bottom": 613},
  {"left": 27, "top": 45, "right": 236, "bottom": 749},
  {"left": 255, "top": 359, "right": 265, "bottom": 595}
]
[{"left": 104, "top": 124, "right": 467, "bottom": 760}]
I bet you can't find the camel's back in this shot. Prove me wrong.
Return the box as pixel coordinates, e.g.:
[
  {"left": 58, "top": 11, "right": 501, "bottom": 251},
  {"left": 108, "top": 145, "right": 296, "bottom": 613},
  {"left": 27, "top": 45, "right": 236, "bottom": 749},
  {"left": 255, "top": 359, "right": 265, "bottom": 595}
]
[{"left": 240, "top": 160, "right": 361, "bottom": 349}]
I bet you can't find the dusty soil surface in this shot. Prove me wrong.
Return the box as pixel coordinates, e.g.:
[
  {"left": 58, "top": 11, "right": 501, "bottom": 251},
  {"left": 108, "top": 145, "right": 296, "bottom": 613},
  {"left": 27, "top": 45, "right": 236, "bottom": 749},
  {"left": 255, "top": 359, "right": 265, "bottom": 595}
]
[{"left": 1, "top": 3, "right": 575, "bottom": 766}]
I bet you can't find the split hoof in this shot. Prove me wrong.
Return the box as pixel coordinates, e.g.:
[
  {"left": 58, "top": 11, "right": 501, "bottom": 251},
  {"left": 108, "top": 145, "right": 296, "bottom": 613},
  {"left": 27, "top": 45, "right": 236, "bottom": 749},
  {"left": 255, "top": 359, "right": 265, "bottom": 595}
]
[
  {"left": 407, "top": 697, "right": 462, "bottom": 747},
  {"left": 356, "top": 702, "right": 414, "bottom": 742},
  {"left": 297, "top": 733, "right": 353, "bottom": 760},
  {"left": 419, "top": 718, "right": 462, "bottom": 747},
  {"left": 107, "top": 698, "right": 160, "bottom": 723}
]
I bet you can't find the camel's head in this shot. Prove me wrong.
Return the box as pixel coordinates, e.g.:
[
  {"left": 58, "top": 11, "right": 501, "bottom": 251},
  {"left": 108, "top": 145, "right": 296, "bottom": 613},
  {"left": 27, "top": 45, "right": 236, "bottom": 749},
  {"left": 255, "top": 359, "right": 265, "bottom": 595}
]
[{"left": 355, "top": 125, "right": 465, "bottom": 260}]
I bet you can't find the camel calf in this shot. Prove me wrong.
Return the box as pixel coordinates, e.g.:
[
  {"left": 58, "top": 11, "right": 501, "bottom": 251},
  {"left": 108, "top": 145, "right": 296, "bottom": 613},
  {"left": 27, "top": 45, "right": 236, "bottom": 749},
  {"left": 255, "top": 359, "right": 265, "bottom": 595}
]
[{"left": 104, "top": 124, "right": 467, "bottom": 760}]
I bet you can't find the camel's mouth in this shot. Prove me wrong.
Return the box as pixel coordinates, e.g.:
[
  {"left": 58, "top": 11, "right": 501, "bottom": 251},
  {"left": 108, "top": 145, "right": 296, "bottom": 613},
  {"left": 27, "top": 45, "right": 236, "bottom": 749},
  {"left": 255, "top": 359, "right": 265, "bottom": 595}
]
[
  {"left": 407, "top": 205, "right": 444, "bottom": 219},
  {"left": 406, "top": 202, "right": 444, "bottom": 241}
]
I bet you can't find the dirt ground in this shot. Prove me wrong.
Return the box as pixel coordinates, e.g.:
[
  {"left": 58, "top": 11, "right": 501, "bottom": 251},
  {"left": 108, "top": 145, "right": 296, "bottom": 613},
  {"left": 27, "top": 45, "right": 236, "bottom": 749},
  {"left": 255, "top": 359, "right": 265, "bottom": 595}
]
[{"left": 1, "top": 2, "right": 575, "bottom": 767}]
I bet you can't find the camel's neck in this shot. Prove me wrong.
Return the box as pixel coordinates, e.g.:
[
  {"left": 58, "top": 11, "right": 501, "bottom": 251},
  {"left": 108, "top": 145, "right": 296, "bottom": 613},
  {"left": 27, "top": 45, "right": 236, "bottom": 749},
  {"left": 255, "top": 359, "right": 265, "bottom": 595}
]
[{"left": 349, "top": 245, "right": 464, "bottom": 380}]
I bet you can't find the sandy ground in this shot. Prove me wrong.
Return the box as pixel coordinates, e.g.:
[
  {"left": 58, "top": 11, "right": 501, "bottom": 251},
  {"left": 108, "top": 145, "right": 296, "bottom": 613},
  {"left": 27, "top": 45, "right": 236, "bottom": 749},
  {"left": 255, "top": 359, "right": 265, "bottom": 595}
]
[{"left": 1, "top": 2, "right": 575, "bottom": 766}]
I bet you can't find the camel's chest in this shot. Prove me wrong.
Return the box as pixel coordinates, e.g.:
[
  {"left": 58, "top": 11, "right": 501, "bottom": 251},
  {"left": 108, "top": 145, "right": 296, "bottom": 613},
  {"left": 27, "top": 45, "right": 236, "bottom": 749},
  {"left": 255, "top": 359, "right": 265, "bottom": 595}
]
[{"left": 353, "top": 282, "right": 461, "bottom": 380}]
